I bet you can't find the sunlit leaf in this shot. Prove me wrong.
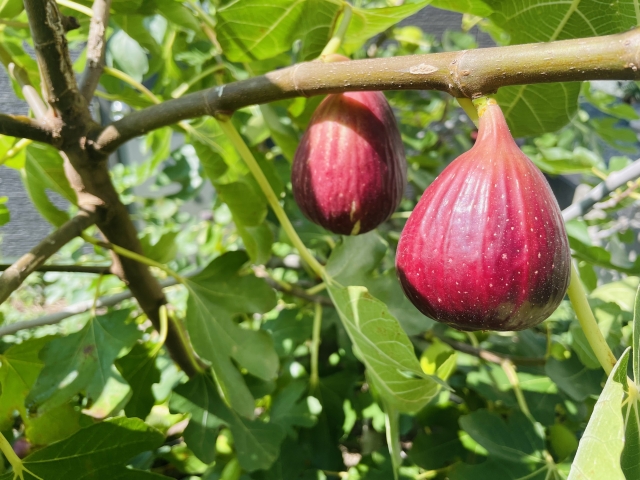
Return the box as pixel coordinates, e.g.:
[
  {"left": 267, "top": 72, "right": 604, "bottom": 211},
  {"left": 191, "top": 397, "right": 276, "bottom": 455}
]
[
  {"left": 184, "top": 251, "right": 278, "bottom": 418},
  {"left": 568, "top": 349, "right": 628, "bottom": 480}
]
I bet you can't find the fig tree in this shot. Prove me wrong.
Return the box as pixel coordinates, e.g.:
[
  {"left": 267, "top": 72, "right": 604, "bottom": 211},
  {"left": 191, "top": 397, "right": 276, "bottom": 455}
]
[
  {"left": 396, "top": 98, "right": 571, "bottom": 331},
  {"left": 292, "top": 91, "right": 406, "bottom": 235}
]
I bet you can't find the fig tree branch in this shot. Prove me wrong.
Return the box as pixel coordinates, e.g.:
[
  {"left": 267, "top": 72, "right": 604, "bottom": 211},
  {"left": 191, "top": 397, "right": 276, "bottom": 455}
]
[
  {"left": 0, "top": 210, "right": 97, "bottom": 306},
  {"left": 0, "top": 264, "right": 111, "bottom": 274},
  {"left": 23, "top": 0, "right": 88, "bottom": 124},
  {"left": 562, "top": 158, "right": 640, "bottom": 222},
  {"left": 79, "top": 0, "right": 111, "bottom": 101},
  {"left": 0, "top": 114, "right": 56, "bottom": 145},
  {"left": 434, "top": 334, "right": 546, "bottom": 367},
  {"left": 93, "top": 28, "right": 640, "bottom": 154},
  {"left": 0, "top": 276, "right": 181, "bottom": 337},
  {"left": 21, "top": 0, "right": 204, "bottom": 379}
]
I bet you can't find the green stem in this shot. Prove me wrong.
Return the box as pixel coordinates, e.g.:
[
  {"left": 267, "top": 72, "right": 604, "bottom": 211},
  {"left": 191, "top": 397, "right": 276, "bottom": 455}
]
[
  {"left": 456, "top": 97, "right": 479, "bottom": 127},
  {"left": 82, "top": 234, "right": 185, "bottom": 284},
  {"left": 151, "top": 304, "right": 169, "bottom": 357},
  {"left": 217, "top": 118, "right": 326, "bottom": 279},
  {"left": 103, "top": 66, "right": 161, "bottom": 104},
  {"left": 56, "top": 0, "right": 94, "bottom": 17},
  {"left": 171, "top": 64, "right": 227, "bottom": 98},
  {"left": 567, "top": 262, "right": 617, "bottom": 375},
  {"left": 310, "top": 302, "right": 322, "bottom": 389},
  {"left": 320, "top": 4, "right": 353, "bottom": 57},
  {"left": 0, "top": 430, "right": 42, "bottom": 480},
  {"left": 306, "top": 282, "right": 326, "bottom": 295},
  {"left": 0, "top": 139, "right": 31, "bottom": 167},
  {"left": 501, "top": 359, "right": 535, "bottom": 424},
  {"left": 185, "top": 0, "right": 217, "bottom": 31},
  {"left": 383, "top": 400, "right": 401, "bottom": 480}
]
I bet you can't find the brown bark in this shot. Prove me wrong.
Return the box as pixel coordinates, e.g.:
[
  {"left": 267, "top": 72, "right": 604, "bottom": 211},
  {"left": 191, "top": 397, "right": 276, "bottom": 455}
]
[{"left": 22, "top": 0, "right": 203, "bottom": 377}]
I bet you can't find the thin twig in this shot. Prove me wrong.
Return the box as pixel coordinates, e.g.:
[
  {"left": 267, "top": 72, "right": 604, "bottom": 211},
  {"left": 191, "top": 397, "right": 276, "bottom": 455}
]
[
  {"left": 0, "top": 210, "right": 97, "bottom": 305},
  {"left": 0, "top": 276, "right": 180, "bottom": 337},
  {"left": 93, "top": 28, "right": 640, "bottom": 153},
  {"left": 562, "top": 158, "right": 640, "bottom": 222},
  {"left": 79, "top": 0, "right": 111, "bottom": 101},
  {"left": 0, "top": 114, "right": 56, "bottom": 145},
  {"left": 0, "top": 264, "right": 111, "bottom": 274},
  {"left": 434, "top": 334, "right": 546, "bottom": 367},
  {"left": 259, "top": 275, "right": 332, "bottom": 306}
]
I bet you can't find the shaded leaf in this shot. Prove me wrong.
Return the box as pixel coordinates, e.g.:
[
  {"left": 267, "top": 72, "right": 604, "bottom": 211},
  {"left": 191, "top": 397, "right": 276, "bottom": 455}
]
[
  {"left": 28, "top": 310, "right": 140, "bottom": 414},
  {"left": 0, "top": 417, "right": 167, "bottom": 480},
  {"left": 116, "top": 342, "right": 161, "bottom": 419},
  {"left": 459, "top": 409, "right": 545, "bottom": 464},
  {"left": 545, "top": 356, "right": 603, "bottom": 402},
  {"left": 171, "top": 373, "right": 285, "bottom": 471},
  {"left": 22, "top": 143, "right": 76, "bottom": 226},
  {"left": 270, "top": 379, "right": 320, "bottom": 436},
  {"left": 185, "top": 251, "right": 278, "bottom": 418}
]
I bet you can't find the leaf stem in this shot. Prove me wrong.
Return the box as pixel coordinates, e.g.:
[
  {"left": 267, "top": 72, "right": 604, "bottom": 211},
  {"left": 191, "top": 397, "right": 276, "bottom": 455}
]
[
  {"left": 0, "top": 139, "right": 31, "bottom": 167},
  {"left": 82, "top": 234, "right": 185, "bottom": 284},
  {"left": 103, "top": 66, "right": 160, "bottom": 104},
  {"left": 501, "top": 359, "right": 535, "bottom": 424},
  {"left": 383, "top": 399, "right": 401, "bottom": 480},
  {"left": 0, "top": 430, "right": 42, "bottom": 480},
  {"left": 310, "top": 302, "right": 322, "bottom": 389},
  {"left": 567, "top": 262, "right": 617, "bottom": 375},
  {"left": 171, "top": 64, "right": 227, "bottom": 98},
  {"left": 151, "top": 304, "right": 169, "bottom": 357},
  {"left": 321, "top": 4, "right": 353, "bottom": 57},
  {"left": 217, "top": 118, "right": 326, "bottom": 279},
  {"left": 56, "top": 0, "right": 94, "bottom": 17},
  {"left": 306, "top": 282, "right": 326, "bottom": 295}
]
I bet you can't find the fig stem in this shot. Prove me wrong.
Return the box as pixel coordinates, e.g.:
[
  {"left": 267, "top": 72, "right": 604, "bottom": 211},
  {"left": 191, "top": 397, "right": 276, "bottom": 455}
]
[
  {"left": 217, "top": 118, "right": 326, "bottom": 279},
  {"left": 320, "top": 3, "right": 353, "bottom": 57},
  {"left": 81, "top": 233, "right": 186, "bottom": 284},
  {"left": 567, "top": 262, "right": 617, "bottom": 375},
  {"left": 456, "top": 98, "right": 478, "bottom": 127},
  {"left": 309, "top": 302, "right": 322, "bottom": 390}
]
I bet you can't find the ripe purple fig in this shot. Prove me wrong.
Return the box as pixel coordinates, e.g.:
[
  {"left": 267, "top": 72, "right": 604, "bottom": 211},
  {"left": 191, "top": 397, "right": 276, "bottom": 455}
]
[
  {"left": 292, "top": 91, "right": 407, "bottom": 235},
  {"left": 396, "top": 99, "right": 571, "bottom": 331}
]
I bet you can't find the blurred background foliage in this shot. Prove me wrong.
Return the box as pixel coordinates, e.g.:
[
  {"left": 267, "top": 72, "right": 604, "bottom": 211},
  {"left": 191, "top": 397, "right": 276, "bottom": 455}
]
[{"left": 0, "top": 0, "right": 639, "bottom": 478}]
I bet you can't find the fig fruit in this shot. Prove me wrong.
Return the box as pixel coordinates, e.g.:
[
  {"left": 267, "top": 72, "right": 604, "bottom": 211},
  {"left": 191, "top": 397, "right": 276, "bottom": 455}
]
[
  {"left": 396, "top": 98, "right": 570, "bottom": 331},
  {"left": 292, "top": 91, "right": 406, "bottom": 235}
]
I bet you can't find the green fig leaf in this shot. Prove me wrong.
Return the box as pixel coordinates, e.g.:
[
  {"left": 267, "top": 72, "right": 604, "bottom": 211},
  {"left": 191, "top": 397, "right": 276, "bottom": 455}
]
[
  {"left": 567, "top": 349, "right": 629, "bottom": 480},
  {"left": 0, "top": 417, "right": 168, "bottom": 480},
  {"left": 184, "top": 251, "right": 278, "bottom": 418},
  {"left": 326, "top": 281, "right": 442, "bottom": 414},
  {"left": 171, "top": 373, "right": 285, "bottom": 470}
]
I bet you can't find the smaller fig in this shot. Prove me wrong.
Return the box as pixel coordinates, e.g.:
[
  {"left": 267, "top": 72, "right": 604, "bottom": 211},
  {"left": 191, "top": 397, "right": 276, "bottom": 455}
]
[
  {"left": 292, "top": 90, "right": 407, "bottom": 235},
  {"left": 396, "top": 98, "right": 571, "bottom": 332}
]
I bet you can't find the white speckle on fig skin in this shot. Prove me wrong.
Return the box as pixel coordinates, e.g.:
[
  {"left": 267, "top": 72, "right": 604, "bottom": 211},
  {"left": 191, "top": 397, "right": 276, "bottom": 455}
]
[{"left": 396, "top": 102, "right": 571, "bottom": 332}]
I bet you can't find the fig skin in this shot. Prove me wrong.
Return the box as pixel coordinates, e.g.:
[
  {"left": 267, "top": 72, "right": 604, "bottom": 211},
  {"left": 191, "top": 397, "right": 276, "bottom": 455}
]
[
  {"left": 292, "top": 91, "right": 407, "bottom": 235},
  {"left": 396, "top": 100, "right": 571, "bottom": 332}
]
